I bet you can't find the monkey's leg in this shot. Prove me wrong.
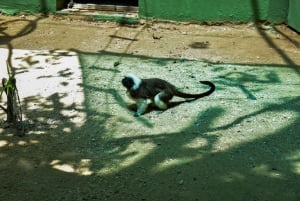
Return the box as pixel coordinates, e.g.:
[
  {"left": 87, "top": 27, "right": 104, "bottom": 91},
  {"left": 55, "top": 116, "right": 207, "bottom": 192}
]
[
  {"left": 135, "top": 99, "right": 148, "bottom": 117},
  {"left": 154, "top": 92, "right": 170, "bottom": 110}
]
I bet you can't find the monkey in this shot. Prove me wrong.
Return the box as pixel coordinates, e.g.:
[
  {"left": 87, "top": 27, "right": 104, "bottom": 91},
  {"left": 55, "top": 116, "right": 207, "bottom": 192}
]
[{"left": 121, "top": 73, "right": 215, "bottom": 117}]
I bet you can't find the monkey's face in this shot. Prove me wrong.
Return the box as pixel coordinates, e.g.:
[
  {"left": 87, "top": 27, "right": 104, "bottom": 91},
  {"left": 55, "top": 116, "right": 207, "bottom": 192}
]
[{"left": 122, "top": 77, "right": 134, "bottom": 90}]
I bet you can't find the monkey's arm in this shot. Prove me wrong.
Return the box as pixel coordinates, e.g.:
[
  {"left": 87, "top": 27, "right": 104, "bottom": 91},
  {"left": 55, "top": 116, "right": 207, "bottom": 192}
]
[{"left": 134, "top": 99, "right": 148, "bottom": 117}]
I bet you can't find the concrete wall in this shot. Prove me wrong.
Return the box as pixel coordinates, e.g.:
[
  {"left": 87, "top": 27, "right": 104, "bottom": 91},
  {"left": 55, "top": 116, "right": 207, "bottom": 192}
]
[
  {"left": 0, "top": 0, "right": 56, "bottom": 14},
  {"left": 139, "top": 0, "right": 289, "bottom": 23},
  {"left": 0, "top": 0, "right": 290, "bottom": 24},
  {"left": 288, "top": 0, "right": 300, "bottom": 32},
  {"left": 267, "top": 0, "right": 289, "bottom": 23}
]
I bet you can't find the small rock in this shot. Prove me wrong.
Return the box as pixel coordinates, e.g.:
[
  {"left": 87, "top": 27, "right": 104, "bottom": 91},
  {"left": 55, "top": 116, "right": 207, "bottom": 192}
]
[
  {"left": 152, "top": 33, "right": 162, "bottom": 40},
  {"left": 113, "top": 61, "right": 120, "bottom": 67}
]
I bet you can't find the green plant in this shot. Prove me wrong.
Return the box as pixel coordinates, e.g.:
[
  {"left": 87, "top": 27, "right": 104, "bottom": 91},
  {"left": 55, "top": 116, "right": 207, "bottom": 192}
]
[{"left": 0, "top": 61, "right": 24, "bottom": 136}]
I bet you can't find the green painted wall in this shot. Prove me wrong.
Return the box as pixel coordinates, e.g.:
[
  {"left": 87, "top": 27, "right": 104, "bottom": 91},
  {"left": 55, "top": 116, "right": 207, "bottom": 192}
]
[
  {"left": 267, "top": 0, "right": 289, "bottom": 23},
  {"left": 0, "top": 0, "right": 56, "bottom": 14},
  {"left": 288, "top": 0, "right": 300, "bottom": 32},
  {"left": 0, "top": 0, "right": 290, "bottom": 24},
  {"left": 139, "top": 0, "right": 288, "bottom": 23}
]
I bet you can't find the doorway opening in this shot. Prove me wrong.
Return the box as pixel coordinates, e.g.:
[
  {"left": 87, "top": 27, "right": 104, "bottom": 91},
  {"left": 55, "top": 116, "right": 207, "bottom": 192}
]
[
  {"left": 73, "top": 0, "right": 138, "bottom": 7},
  {"left": 62, "top": 0, "right": 138, "bottom": 13}
]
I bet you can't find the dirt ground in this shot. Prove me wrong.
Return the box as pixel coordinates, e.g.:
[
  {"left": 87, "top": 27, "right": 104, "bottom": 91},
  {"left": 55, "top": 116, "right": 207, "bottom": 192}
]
[{"left": 0, "top": 14, "right": 300, "bottom": 201}]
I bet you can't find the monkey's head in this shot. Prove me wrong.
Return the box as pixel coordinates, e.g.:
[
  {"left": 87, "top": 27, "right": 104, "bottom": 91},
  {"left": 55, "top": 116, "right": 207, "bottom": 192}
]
[
  {"left": 122, "top": 76, "right": 134, "bottom": 90},
  {"left": 122, "top": 73, "right": 141, "bottom": 90}
]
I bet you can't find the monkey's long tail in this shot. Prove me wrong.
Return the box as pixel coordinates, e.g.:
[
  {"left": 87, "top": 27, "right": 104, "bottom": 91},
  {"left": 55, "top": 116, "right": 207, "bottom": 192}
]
[{"left": 175, "top": 81, "right": 215, "bottom": 99}]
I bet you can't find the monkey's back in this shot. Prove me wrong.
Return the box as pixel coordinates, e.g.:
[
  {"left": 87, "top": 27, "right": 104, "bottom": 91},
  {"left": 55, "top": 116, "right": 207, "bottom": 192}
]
[{"left": 134, "top": 78, "right": 176, "bottom": 99}]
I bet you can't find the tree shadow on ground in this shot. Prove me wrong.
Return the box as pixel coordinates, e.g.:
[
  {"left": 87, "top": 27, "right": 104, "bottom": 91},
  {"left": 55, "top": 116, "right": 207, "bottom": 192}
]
[
  {"left": 0, "top": 16, "right": 46, "bottom": 70},
  {"left": 251, "top": 0, "right": 300, "bottom": 74},
  {"left": 0, "top": 13, "right": 299, "bottom": 201},
  {"left": 1, "top": 48, "right": 299, "bottom": 201}
]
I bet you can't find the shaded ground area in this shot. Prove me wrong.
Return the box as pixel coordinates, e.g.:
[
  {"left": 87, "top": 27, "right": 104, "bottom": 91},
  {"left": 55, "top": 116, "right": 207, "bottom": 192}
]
[{"left": 0, "top": 15, "right": 300, "bottom": 201}]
